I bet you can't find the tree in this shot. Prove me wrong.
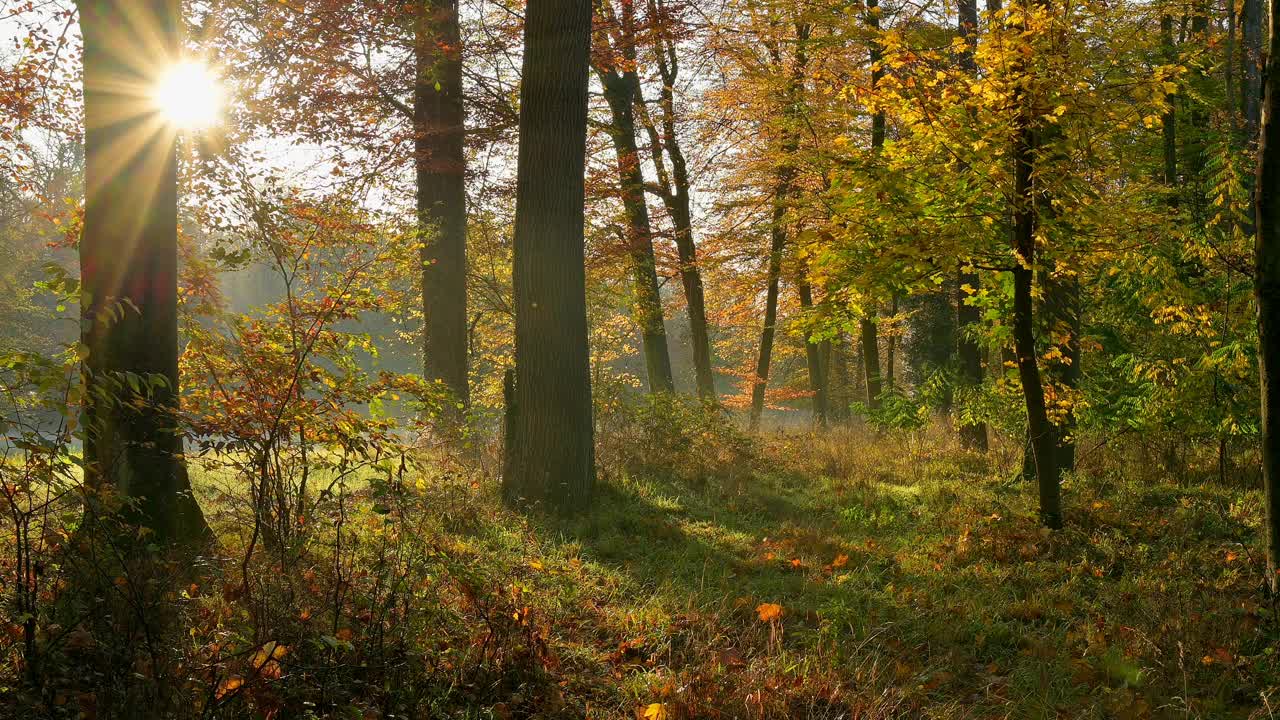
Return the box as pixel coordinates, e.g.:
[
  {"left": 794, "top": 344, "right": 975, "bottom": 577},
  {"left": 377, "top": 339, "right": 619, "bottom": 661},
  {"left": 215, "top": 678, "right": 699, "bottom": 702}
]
[
  {"left": 594, "top": 0, "right": 675, "bottom": 394},
  {"left": 502, "top": 0, "right": 596, "bottom": 511},
  {"left": 78, "top": 0, "right": 208, "bottom": 544},
  {"left": 1007, "top": 0, "right": 1062, "bottom": 529},
  {"left": 956, "top": 0, "right": 988, "bottom": 451},
  {"left": 637, "top": 0, "right": 716, "bottom": 401},
  {"left": 1254, "top": 0, "right": 1280, "bottom": 591},
  {"left": 416, "top": 0, "right": 471, "bottom": 414}
]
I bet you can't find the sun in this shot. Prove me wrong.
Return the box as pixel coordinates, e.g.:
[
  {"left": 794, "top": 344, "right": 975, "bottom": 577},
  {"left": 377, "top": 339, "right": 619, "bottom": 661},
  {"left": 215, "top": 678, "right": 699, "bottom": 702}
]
[{"left": 152, "top": 61, "right": 224, "bottom": 130}]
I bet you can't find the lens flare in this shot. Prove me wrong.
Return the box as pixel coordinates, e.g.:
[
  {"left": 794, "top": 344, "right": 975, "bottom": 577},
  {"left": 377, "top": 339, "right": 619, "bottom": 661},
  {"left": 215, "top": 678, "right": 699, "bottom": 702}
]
[{"left": 152, "top": 61, "right": 223, "bottom": 130}]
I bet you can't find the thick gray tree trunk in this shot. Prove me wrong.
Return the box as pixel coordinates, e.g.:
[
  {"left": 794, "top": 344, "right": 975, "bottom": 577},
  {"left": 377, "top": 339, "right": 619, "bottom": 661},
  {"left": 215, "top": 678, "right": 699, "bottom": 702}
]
[
  {"left": 416, "top": 0, "right": 470, "bottom": 414},
  {"left": 78, "top": 0, "right": 208, "bottom": 545},
  {"left": 501, "top": 0, "right": 595, "bottom": 512},
  {"left": 1253, "top": 0, "right": 1280, "bottom": 591}
]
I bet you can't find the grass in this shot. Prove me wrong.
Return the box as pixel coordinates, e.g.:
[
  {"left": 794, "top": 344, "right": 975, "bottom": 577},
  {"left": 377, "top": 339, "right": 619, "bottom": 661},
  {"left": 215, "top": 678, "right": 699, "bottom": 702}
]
[
  {"left": 406, "top": 426, "right": 1277, "bottom": 718},
  {"left": 6, "top": 424, "right": 1275, "bottom": 718}
]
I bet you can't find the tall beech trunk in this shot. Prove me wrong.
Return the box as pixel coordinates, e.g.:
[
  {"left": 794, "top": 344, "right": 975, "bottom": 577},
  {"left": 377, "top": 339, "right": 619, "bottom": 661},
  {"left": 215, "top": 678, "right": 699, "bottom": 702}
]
[
  {"left": 956, "top": 0, "right": 989, "bottom": 450},
  {"left": 1011, "top": 10, "right": 1062, "bottom": 528},
  {"left": 501, "top": 0, "right": 595, "bottom": 512},
  {"left": 749, "top": 183, "right": 788, "bottom": 431},
  {"left": 595, "top": 12, "right": 674, "bottom": 394},
  {"left": 1253, "top": 0, "right": 1280, "bottom": 592},
  {"left": 797, "top": 280, "right": 828, "bottom": 425},
  {"left": 639, "top": 0, "right": 715, "bottom": 400},
  {"left": 416, "top": 0, "right": 469, "bottom": 412},
  {"left": 78, "top": 0, "right": 208, "bottom": 545}
]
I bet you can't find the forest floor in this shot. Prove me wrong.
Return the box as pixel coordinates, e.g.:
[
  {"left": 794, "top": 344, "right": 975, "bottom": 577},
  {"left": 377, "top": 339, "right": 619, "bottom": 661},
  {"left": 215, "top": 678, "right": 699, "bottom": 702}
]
[
  {"left": 16, "top": 426, "right": 1272, "bottom": 718},
  {"left": 326, "top": 427, "right": 1277, "bottom": 719}
]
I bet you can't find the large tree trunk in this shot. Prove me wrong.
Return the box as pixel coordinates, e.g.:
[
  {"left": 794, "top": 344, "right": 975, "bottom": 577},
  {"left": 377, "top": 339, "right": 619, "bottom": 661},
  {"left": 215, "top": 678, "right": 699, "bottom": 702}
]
[
  {"left": 1011, "top": 16, "right": 1062, "bottom": 528},
  {"left": 416, "top": 0, "right": 469, "bottom": 412},
  {"left": 1253, "top": 0, "right": 1280, "bottom": 592},
  {"left": 639, "top": 1, "right": 716, "bottom": 401},
  {"left": 78, "top": 0, "right": 208, "bottom": 545},
  {"left": 597, "top": 45, "right": 674, "bottom": 394},
  {"left": 797, "top": 279, "right": 828, "bottom": 425},
  {"left": 956, "top": 0, "right": 988, "bottom": 451},
  {"left": 501, "top": 0, "right": 595, "bottom": 512},
  {"left": 749, "top": 185, "right": 788, "bottom": 432}
]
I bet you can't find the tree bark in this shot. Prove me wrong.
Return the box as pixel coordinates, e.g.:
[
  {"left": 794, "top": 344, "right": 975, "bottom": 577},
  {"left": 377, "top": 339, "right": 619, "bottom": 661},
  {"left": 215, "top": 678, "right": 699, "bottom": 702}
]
[
  {"left": 1010, "top": 3, "right": 1062, "bottom": 528},
  {"left": 1161, "top": 14, "right": 1179, "bottom": 197},
  {"left": 639, "top": 0, "right": 715, "bottom": 401},
  {"left": 749, "top": 182, "right": 788, "bottom": 432},
  {"left": 830, "top": 335, "right": 852, "bottom": 422},
  {"left": 78, "top": 0, "right": 209, "bottom": 546},
  {"left": 1244, "top": 0, "right": 1263, "bottom": 137},
  {"left": 595, "top": 12, "right": 674, "bottom": 394},
  {"left": 1253, "top": 0, "right": 1280, "bottom": 592},
  {"left": 859, "top": 0, "right": 886, "bottom": 411},
  {"left": 797, "top": 279, "right": 828, "bottom": 425},
  {"left": 501, "top": 0, "right": 595, "bottom": 512},
  {"left": 416, "top": 0, "right": 470, "bottom": 413},
  {"left": 954, "top": 0, "right": 989, "bottom": 451}
]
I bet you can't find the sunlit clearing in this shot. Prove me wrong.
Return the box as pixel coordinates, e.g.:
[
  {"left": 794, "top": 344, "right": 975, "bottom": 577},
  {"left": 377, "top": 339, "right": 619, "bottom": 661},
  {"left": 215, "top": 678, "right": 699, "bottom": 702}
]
[{"left": 152, "top": 61, "right": 223, "bottom": 130}]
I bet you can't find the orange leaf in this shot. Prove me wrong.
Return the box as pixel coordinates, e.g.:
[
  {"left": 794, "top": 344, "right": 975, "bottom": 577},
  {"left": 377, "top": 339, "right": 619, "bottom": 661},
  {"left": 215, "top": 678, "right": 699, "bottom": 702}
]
[{"left": 756, "top": 602, "right": 783, "bottom": 622}]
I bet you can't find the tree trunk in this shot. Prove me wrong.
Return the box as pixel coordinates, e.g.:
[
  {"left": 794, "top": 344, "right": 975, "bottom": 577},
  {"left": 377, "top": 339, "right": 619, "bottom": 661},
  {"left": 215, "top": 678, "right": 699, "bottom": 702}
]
[
  {"left": 860, "top": 317, "right": 883, "bottom": 409},
  {"left": 956, "top": 0, "right": 989, "bottom": 451},
  {"left": 1011, "top": 20, "right": 1062, "bottom": 528},
  {"left": 416, "top": 0, "right": 469, "bottom": 413},
  {"left": 797, "top": 280, "right": 828, "bottom": 425},
  {"left": 830, "top": 335, "right": 852, "bottom": 422},
  {"left": 501, "top": 0, "right": 595, "bottom": 512},
  {"left": 639, "top": 3, "right": 716, "bottom": 401},
  {"left": 885, "top": 295, "right": 897, "bottom": 391},
  {"left": 1243, "top": 0, "right": 1263, "bottom": 137},
  {"left": 748, "top": 186, "right": 788, "bottom": 432},
  {"left": 860, "top": 0, "right": 886, "bottom": 412},
  {"left": 1253, "top": 0, "right": 1280, "bottom": 592},
  {"left": 78, "top": 0, "right": 208, "bottom": 546},
  {"left": 1161, "top": 14, "right": 1179, "bottom": 198},
  {"left": 598, "top": 67, "right": 674, "bottom": 394}
]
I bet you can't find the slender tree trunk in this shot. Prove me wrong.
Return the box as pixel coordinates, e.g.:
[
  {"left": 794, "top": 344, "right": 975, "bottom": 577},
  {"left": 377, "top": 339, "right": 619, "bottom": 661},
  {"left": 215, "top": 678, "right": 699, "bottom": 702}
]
[
  {"left": 859, "top": 0, "right": 887, "bottom": 411},
  {"left": 749, "top": 184, "right": 788, "bottom": 431},
  {"left": 1244, "top": 0, "right": 1263, "bottom": 137},
  {"left": 956, "top": 0, "right": 989, "bottom": 451},
  {"left": 1253, "top": 0, "right": 1280, "bottom": 592},
  {"left": 885, "top": 295, "right": 897, "bottom": 391},
  {"left": 1011, "top": 9, "right": 1062, "bottom": 528},
  {"left": 797, "top": 280, "right": 828, "bottom": 425},
  {"left": 638, "top": 3, "right": 716, "bottom": 400},
  {"left": 830, "top": 336, "right": 852, "bottom": 422},
  {"left": 598, "top": 66, "right": 674, "bottom": 393},
  {"left": 416, "top": 0, "right": 469, "bottom": 412},
  {"left": 501, "top": 0, "right": 595, "bottom": 512},
  {"left": 78, "top": 0, "right": 208, "bottom": 546},
  {"left": 1161, "top": 14, "right": 1179, "bottom": 198},
  {"left": 860, "top": 317, "right": 883, "bottom": 409}
]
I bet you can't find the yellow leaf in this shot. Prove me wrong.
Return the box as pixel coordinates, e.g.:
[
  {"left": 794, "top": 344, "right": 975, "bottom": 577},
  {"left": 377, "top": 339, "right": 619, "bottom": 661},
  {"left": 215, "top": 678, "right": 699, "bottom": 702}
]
[{"left": 643, "top": 703, "right": 668, "bottom": 720}]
